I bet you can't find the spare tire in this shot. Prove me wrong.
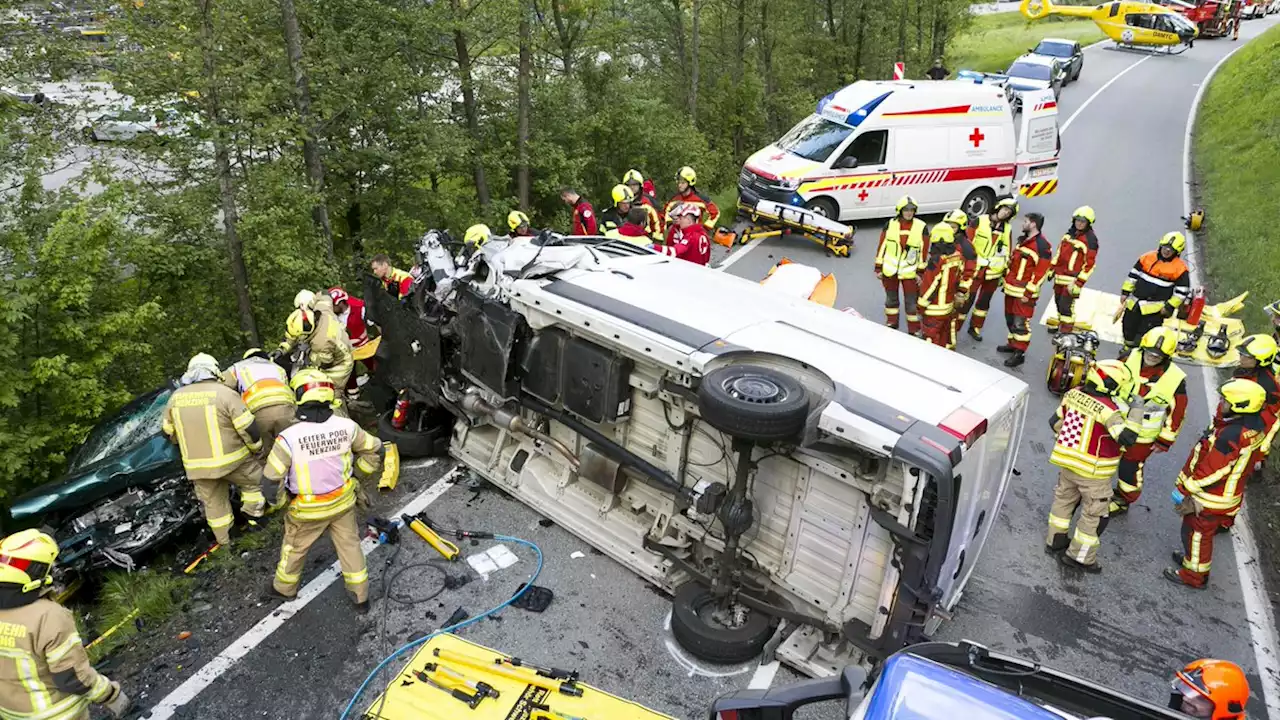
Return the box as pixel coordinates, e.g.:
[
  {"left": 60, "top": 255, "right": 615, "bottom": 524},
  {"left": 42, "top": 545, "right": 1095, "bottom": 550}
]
[
  {"left": 671, "top": 582, "right": 774, "bottom": 664},
  {"left": 696, "top": 365, "right": 809, "bottom": 443}
]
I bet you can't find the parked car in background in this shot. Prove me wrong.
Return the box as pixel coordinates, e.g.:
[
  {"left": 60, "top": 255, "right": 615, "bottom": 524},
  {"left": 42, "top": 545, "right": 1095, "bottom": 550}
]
[
  {"left": 955, "top": 69, "right": 1017, "bottom": 107},
  {"left": 84, "top": 107, "right": 158, "bottom": 141},
  {"left": 1004, "top": 54, "right": 1065, "bottom": 113},
  {"left": 1028, "top": 37, "right": 1084, "bottom": 83}
]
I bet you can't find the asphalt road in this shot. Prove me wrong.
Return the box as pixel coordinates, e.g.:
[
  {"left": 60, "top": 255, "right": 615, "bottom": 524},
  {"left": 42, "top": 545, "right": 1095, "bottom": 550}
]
[
  {"left": 720, "top": 17, "right": 1280, "bottom": 717},
  {"left": 120, "top": 20, "right": 1280, "bottom": 720}
]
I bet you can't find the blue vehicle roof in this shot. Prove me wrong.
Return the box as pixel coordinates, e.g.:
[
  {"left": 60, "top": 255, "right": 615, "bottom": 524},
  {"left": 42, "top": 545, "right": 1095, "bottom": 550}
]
[{"left": 862, "top": 653, "right": 1072, "bottom": 720}]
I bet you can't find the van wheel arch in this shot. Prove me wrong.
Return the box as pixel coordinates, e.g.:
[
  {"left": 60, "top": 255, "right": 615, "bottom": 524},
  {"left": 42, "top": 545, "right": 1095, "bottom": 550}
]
[
  {"left": 962, "top": 187, "right": 997, "bottom": 217},
  {"left": 803, "top": 196, "right": 839, "bottom": 221}
]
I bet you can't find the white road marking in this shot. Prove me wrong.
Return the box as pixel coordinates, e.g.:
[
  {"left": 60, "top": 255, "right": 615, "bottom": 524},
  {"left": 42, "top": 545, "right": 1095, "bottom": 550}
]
[
  {"left": 714, "top": 234, "right": 769, "bottom": 272},
  {"left": 1180, "top": 39, "right": 1280, "bottom": 719},
  {"left": 1059, "top": 54, "right": 1153, "bottom": 134},
  {"left": 747, "top": 660, "right": 781, "bottom": 689},
  {"left": 145, "top": 460, "right": 454, "bottom": 720}
]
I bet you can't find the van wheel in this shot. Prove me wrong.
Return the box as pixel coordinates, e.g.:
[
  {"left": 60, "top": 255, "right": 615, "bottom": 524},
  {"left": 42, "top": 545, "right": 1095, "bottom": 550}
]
[
  {"left": 803, "top": 197, "right": 838, "bottom": 220},
  {"left": 671, "top": 583, "right": 775, "bottom": 664},
  {"left": 697, "top": 365, "right": 809, "bottom": 444},
  {"left": 962, "top": 188, "right": 996, "bottom": 217},
  {"left": 376, "top": 409, "right": 449, "bottom": 459}
]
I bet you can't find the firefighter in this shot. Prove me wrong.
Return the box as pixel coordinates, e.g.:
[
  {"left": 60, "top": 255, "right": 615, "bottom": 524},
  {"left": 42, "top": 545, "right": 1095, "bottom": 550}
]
[
  {"left": 266, "top": 369, "right": 383, "bottom": 612},
  {"left": 163, "top": 353, "right": 268, "bottom": 546},
  {"left": 998, "top": 212, "right": 1053, "bottom": 368},
  {"left": 560, "top": 187, "right": 598, "bottom": 235},
  {"left": 1045, "top": 359, "right": 1139, "bottom": 573},
  {"left": 1114, "top": 232, "right": 1192, "bottom": 354},
  {"left": 875, "top": 196, "right": 931, "bottom": 335},
  {"left": 221, "top": 348, "right": 296, "bottom": 448},
  {"left": 370, "top": 254, "right": 414, "bottom": 300},
  {"left": 1046, "top": 206, "right": 1099, "bottom": 335},
  {"left": 1109, "top": 326, "right": 1189, "bottom": 515},
  {"left": 1213, "top": 334, "right": 1280, "bottom": 535},
  {"left": 599, "top": 184, "right": 634, "bottom": 235},
  {"left": 664, "top": 166, "right": 719, "bottom": 230},
  {"left": 1165, "top": 378, "right": 1269, "bottom": 589},
  {"left": 1170, "top": 658, "right": 1249, "bottom": 719},
  {"left": 964, "top": 198, "right": 1019, "bottom": 341},
  {"left": 918, "top": 210, "right": 969, "bottom": 349},
  {"left": 279, "top": 302, "right": 354, "bottom": 415},
  {"left": 508, "top": 210, "right": 535, "bottom": 238},
  {"left": 655, "top": 203, "right": 711, "bottom": 265},
  {"left": 0, "top": 530, "right": 132, "bottom": 719},
  {"left": 623, "top": 169, "right": 663, "bottom": 237},
  {"left": 462, "top": 224, "right": 491, "bottom": 258},
  {"left": 609, "top": 206, "right": 651, "bottom": 244}
]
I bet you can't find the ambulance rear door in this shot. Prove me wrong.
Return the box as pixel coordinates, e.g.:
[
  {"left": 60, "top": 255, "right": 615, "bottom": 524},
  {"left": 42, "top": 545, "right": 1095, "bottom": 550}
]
[{"left": 1013, "top": 88, "right": 1061, "bottom": 199}]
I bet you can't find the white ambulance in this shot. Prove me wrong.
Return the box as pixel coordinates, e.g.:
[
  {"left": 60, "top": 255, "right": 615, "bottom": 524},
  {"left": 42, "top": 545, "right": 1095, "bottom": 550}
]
[{"left": 738, "top": 80, "right": 1061, "bottom": 221}]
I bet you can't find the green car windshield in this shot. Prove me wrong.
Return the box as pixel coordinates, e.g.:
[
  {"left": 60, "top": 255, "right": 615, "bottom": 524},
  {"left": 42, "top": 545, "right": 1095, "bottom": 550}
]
[{"left": 67, "top": 390, "right": 171, "bottom": 473}]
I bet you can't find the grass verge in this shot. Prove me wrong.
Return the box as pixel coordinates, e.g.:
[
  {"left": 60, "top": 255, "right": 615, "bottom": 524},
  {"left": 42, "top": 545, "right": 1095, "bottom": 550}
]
[
  {"left": 949, "top": 12, "right": 1107, "bottom": 72},
  {"left": 82, "top": 569, "right": 191, "bottom": 662}
]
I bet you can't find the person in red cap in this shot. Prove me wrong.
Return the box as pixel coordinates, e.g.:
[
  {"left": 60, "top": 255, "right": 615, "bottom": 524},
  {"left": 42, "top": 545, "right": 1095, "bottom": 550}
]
[{"left": 328, "top": 287, "right": 376, "bottom": 394}]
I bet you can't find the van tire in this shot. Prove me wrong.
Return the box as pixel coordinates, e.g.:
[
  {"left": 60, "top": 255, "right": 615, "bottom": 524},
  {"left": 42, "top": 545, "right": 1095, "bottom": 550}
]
[
  {"left": 697, "top": 365, "right": 809, "bottom": 444},
  {"left": 671, "top": 583, "right": 775, "bottom": 664},
  {"left": 962, "top": 188, "right": 996, "bottom": 217},
  {"left": 803, "top": 197, "right": 838, "bottom": 221}
]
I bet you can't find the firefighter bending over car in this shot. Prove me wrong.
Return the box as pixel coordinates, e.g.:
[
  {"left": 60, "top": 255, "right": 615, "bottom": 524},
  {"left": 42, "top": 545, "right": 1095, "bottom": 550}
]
[
  {"left": 599, "top": 184, "right": 636, "bottom": 236},
  {"left": 279, "top": 296, "right": 354, "bottom": 415},
  {"left": 1109, "top": 327, "right": 1188, "bottom": 516},
  {"left": 0, "top": 530, "right": 132, "bottom": 719},
  {"left": 998, "top": 212, "right": 1053, "bottom": 368},
  {"left": 222, "top": 348, "right": 297, "bottom": 450},
  {"left": 1166, "top": 378, "right": 1269, "bottom": 590},
  {"left": 918, "top": 210, "right": 968, "bottom": 349},
  {"left": 1046, "top": 206, "right": 1099, "bottom": 335},
  {"left": 1045, "top": 359, "right": 1139, "bottom": 573},
  {"left": 963, "top": 198, "right": 1019, "bottom": 341},
  {"left": 266, "top": 369, "right": 383, "bottom": 612},
  {"left": 1114, "top": 232, "right": 1191, "bottom": 354},
  {"left": 508, "top": 210, "right": 535, "bottom": 238},
  {"left": 163, "top": 353, "right": 268, "bottom": 547},
  {"left": 876, "top": 196, "right": 931, "bottom": 335},
  {"left": 370, "top": 254, "right": 414, "bottom": 300}
]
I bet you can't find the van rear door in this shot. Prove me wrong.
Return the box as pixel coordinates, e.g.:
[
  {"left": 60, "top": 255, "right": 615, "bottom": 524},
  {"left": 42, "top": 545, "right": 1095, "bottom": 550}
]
[{"left": 1013, "top": 88, "right": 1060, "bottom": 199}]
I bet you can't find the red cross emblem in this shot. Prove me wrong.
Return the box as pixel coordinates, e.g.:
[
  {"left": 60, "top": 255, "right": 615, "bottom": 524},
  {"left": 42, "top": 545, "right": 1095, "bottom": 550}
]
[
  {"left": 969, "top": 128, "right": 985, "bottom": 148},
  {"left": 857, "top": 189, "right": 869, "bottom": 202}
]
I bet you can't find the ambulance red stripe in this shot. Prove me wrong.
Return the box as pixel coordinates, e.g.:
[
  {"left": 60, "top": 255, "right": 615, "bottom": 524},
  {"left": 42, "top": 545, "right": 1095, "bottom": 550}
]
[{"left": 882, "top": 104, "right": 972, "bottom": 117}]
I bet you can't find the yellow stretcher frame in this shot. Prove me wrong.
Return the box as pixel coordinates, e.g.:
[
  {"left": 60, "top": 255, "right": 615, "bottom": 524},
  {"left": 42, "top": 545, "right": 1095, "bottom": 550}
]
[
  {"left": 363, "top": 633, "right": 677, "bottom": 720},
  {"left": 353, "top": 335, "right": 381, "bottom": 361},
  {"left": 727, "top": 201, "right": 855, "bottom": 257}
]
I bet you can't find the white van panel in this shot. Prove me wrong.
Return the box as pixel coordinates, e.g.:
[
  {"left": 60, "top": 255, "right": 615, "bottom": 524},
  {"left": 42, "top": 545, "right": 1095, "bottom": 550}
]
[{"left": 947, "top": 124, "right": 1008, "bottom": 166}]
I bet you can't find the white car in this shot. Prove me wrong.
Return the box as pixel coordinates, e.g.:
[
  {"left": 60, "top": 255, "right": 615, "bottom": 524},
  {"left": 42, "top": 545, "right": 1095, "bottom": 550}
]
[
  {"left": 1240, "top": 0, "right": 1264, "bottom": 17},
  {"left": 373, "top": 231, "right": 1030, "bottom": 677},
  {"left": 85, "top": 108, "right": 157, "bottom": 141}
]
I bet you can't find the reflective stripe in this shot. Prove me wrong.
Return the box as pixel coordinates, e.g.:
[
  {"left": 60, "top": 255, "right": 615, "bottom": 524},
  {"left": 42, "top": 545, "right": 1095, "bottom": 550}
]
[
  {"left": 1184, "top": 532, "right": 1211, "bottom": 572},
  {"left": 878, "top": 220, "right": 926, "bottom": 279},
  {"left": 289, "top": 480, "right": 357, "bottom": 521},
  {"left": 276, "top": 544, "right": 299, "bottom": 585},
  {"left": 43, "top": 635, "right": 80, "bottom": 665},
  {"left": 0, "top": 693, "right": 89, "bottom": 720},
  {"left": 1117, "top": 478, "right": 1140, "bottom": 493},
  {"left": 1072, "top": 529, "right": 1098, "bottom": 546},
  {"left": 342, "top": 568, "right": 369, "bottom": 586},
  {"left": 207, "top": 513, "right": 234, "bottom": 530},
  {"left": 1048, "top": 514, "right": 1071, "bottom": 530}
]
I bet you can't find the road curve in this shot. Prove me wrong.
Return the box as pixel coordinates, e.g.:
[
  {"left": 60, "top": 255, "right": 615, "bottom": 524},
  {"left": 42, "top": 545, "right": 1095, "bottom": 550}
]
[{"left": 721, "top": 17, "right": 1280, "bottom": 716}]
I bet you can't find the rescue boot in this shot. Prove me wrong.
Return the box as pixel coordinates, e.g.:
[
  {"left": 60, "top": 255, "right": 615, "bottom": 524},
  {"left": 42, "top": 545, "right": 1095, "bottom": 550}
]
[
  {"left": 968, "top": 326, "right": 983, "bottom": 342},
  {"left": 265, "top": 582, "right": 294, "bottom": 601},
  {"left": 355, "top": 600, "right": 371, "bottom": 615},
  {"left": 1003, "top": 352, "right": 1025, "bottom": 368},
  {"left": 1059, "top": 554, "right": 1101, "bottom": 573},
  {"left": 996, "top": 344, "right": 1016, "bottom": 354},
  {"left": 1163, "top": 567, "right": 1206, "bottom": 589},
  {"left": 1172, "top": 551, "right": 1186, "bottom": 566},
  {"left": 1108, "top": 495, "right": 1129, "bottom": 517}
]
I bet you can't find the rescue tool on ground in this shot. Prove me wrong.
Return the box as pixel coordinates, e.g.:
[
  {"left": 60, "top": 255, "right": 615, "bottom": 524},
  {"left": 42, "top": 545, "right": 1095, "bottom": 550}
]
[
  {"left": 1020, "top": 0, "right": 1200, "bottom": 53},
  {"left": 717, "top": 198, "right": 854, "bottom": 257},
  {"left": 1046, "top": 329, "right": 1102, "bottom": 395}
]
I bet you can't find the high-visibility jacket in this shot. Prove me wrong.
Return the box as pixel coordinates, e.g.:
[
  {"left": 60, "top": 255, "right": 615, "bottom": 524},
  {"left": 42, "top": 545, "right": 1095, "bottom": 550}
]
[
  {"left": 607, "top": 223, "right": 651, "bottom": 245},
  {"left": 637, "top": 198, "right": 664, "bottom": 239},
  {"left": 0, "top": 598, "right": 118, "bottom": 720},
  {"left": 1050, "top": 228, "right": 1099, "bottom": 290},
  {"left": 972, "top": 214, "right": 1013, "bottom": 280},
  {"left": 1121, "top": 251, "right": 1191, "bottom": 316},
  {"left": 1213, "top": 365, "right": 1280, "bottom": 457},
  {"left": 222, "top": 357, "right": 294, "bottom": 412},
  {"left": 379, "top": 267, "right": 413, "bottom": 300},
  {"left": 162, "top": 380, "right": 261, "bottom": 479},
  {"left": 280, "top": 307, "right": 354, "bottom": 389},
  {"left": 876, "top": 218, "right": 929, "bottom": 280},
  {"left": 918, "top": 242, "right": 966, "bottom": 317},
  {"left": 1176, "top": 413, "right": 1268, "bottom": 514},
  {"left": 1122, "top": 351, "right": 1188, "bottom": 446},
  {"left": 1002, "top": 232, "right": 1054, "bottom": 300},
  {"left": 664, "top": 189, "right": 720, "bottom": 229},
  {"left": 266, "top": 415, "right": 382, "bottom": 521},
  {"left": 1049, "top": 388, "right": 1131, "bottom": 479}
]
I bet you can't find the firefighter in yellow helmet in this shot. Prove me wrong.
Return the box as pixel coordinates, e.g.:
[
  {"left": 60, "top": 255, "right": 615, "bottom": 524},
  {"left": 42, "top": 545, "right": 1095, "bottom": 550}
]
[
  {"left": 623, "top": 169, "right": 664, "bottom": 238},
  {"left": 664, "top": 166, "right": 719, "bottom": 230},
  {"left": 163, "top": 353, "right": 269, "bottom": 546},
  {"left": 265, "top": 369, "right": 383, "bottom": 612},
  {"left": 1113, "top": 231, "right": 1191, "bottom": 353},
  {"left": 0, "top": 530, "right": 131, "bottom": 718},
  {"left": 875, "top": 196, "right": 931, "bottom": 335},
  {"left": 508, "top": 211, "right": 535, "bottom": 238},
  {"left": 222, "top": 348, "right": 296, "bottom": 449},
  {"left": 917, "top": 210, "right": 969, "bottom": 349},
  {"left": 279, "top": 299, "right": 354, "bottom": 414},
  {"left": 463, "top": 224, "right": 491, "bottom": 258},
  {"left": 1045, "top": 359, "right": 1139, "bottom": 573},
  {"left": 1170, "top": 658, "right": 1249, "bottom": 718},
  {"left": 1109, "top": 326, "right": 1188, "bottom": 516},
  {"left": 600, "top": 184, "right": 634, "bottom": 237},
  {"left": 1047, "top": 206, "right": 1100, "bottom": 334},
  {"left": 962, "top": 197, "right": 1019, "bottom": 341}
]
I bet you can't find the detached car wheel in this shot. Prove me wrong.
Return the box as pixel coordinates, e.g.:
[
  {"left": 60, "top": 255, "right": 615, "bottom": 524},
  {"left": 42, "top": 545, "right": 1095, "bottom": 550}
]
[
  {"left": 376, "top": 409, "right": 446, "bottom": 459},
  {"left": 696, "top": 365, "right": 809, "bottom": 443},
  {"left": 671, "top": 583, "right": 775, "bottom": 664}
]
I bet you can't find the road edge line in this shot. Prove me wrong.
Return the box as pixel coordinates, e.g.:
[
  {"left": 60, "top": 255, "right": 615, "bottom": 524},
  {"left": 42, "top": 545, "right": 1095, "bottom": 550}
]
[
  {"left": 144, "top": 460, "right": 454, "bottom": 719},
  {"left": 1180, "top": 37, "right": 1280, "bottom": 719}
]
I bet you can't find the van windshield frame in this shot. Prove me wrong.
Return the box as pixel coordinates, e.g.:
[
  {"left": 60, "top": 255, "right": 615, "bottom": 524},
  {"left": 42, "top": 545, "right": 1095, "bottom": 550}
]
[{"left": 776, "top": 115, "right": 855, "bottom": 163}]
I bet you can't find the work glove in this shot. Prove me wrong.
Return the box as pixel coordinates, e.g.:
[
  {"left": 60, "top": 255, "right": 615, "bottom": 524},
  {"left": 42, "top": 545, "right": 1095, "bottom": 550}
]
[
  {"left": 1070, "top": 283, "right": 1082, "bottom": 298},
  {"left": 103, "top": 682, "right": 132, "bottom": 718},
  {"left": 1112, "top": 303, "right": 1125, "bottom": 323}
]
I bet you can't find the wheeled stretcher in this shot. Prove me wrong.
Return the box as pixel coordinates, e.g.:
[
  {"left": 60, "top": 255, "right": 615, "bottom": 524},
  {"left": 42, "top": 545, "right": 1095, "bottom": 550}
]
[{"left": 718, "top": 199, "right": 855, "bottom": 257}]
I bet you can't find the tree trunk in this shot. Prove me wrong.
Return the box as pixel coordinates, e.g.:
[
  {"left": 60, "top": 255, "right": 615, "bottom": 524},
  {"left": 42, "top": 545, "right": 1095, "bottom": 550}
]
[
  {"left": 689, "top": 0, "right": 702, "bottom": 121},
  {"left": 278, "top": 0, "right": 334, "bottom": 263},
  {"left": 199, "top": 0, "right": 258, "bottom": 346},
  {"left": 758, "top": 0, "right": 778, "bottom": 135},
  {"left": 732, "top": 0, "right": 747, "bottom": 157},
  {"left": 852, "top": 0, "right": 868, "bottom": 79},
  {"left": 450, "top": 0, "right": 490, "bottom": 208},
  {"left": 516, "top": 0, "right": 532, "bottom": 209},
  {"left": 824, "top": 0, "right": 838, "bottom": 38},
  {"left": 667, "top": 0, "right": 688, "bottom": 79},
  {"left": 897, "top": 0, "right": 908, "bottom": 62},
  {"left": 548, "top": 0, "right": 574, "bottom": 75}
]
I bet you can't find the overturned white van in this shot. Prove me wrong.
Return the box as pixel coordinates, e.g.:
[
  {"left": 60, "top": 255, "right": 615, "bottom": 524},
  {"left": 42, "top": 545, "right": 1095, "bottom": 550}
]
[{"left": 370, "top": 232, "right": 1030, "bottom": 677}]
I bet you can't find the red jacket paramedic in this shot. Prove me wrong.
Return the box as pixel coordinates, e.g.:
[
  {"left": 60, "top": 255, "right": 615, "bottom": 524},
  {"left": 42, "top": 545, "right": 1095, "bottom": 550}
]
[
  {"left": 561, "top": 187, "right": 598, "bottom": 236},
  {"left": 328, "top": 287, "right": 376, "bottom": 389},
  {"left": 657, "top": 204, "right": 711, "bottom": 266}
]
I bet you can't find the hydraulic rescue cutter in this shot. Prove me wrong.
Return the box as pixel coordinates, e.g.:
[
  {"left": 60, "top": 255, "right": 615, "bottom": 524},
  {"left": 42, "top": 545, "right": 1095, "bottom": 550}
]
[{"left": 719, "top": 199, "right": 855, "bottom": 257}]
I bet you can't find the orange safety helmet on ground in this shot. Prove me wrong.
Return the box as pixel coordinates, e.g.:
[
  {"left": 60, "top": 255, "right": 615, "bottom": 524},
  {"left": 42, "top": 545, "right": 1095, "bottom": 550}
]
[{"left": 1171, "top": 658, "right": 1249, "bottom": 719}]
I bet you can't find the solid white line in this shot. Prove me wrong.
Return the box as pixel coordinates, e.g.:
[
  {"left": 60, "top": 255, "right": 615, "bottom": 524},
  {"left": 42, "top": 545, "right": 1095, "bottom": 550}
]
[
  {"left": 1179, "top": 38, "right": 1280, "bottom": 720},
  {"left": 747, "top": 660, "right": 781, "bottom": 689},
  {"left": 146, "top": 460, "right": 454, "bottom": 720},
  {"left": 714, "top": 234, "right": 768, "bottom": 273},
  {"left": 1060, "top": 53, "right": 1153, "bottom": 134}
]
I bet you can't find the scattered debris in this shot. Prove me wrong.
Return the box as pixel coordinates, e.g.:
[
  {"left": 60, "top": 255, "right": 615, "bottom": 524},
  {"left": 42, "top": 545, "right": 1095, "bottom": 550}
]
[
  {"left": 511, "top": 584, "right": 554, "bottom": 613},
  {"left": 443, "top": 607, "right": 469, "bottom": 629},
  {"left": 570, "top": 551, "right": 585, "bottom": 559},
  {"left": 466, "top": 544, "right": 520, "bottom": 577},
  {"left": 177, "top": 631, "right": 192, "bottom": 641},
  {"left": 538, "top": 518, "right": 554, "bottom": 527}
]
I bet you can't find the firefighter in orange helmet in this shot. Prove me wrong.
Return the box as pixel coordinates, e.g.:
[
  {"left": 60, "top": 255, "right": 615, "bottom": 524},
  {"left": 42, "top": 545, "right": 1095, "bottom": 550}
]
[{"left": 1170, "top": 658, "right": 1249, "bottom": 718}]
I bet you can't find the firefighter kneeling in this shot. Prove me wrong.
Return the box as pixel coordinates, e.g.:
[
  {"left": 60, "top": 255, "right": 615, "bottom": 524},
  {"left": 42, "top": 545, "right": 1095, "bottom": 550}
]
[
  {"left": 0, "top": 530, "right": 131, "bottom": 718},
  {"left": 266, "top": 369, "right": 383, "bottom": 611},
  {"left": 1045, "top": 359, "right": 1139, "bottom": 573},
  {"left": 1166, "top": 378, "right": 1269, "bottom": 590}
]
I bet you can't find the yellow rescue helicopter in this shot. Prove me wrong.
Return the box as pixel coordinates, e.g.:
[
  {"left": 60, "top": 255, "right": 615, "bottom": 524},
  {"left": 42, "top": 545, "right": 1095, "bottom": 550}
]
[{"left": 1020, "top": 0, "right": 1200, "bottom": 53}]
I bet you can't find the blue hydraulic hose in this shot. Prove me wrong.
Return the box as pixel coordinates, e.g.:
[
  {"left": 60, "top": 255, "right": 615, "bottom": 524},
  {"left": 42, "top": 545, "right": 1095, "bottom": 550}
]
[{"left": 338, "top": 535, "right": 544, "bottom": 720}]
